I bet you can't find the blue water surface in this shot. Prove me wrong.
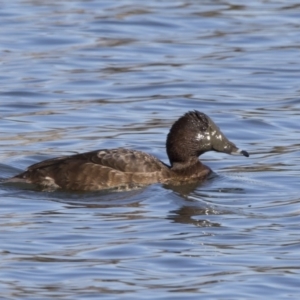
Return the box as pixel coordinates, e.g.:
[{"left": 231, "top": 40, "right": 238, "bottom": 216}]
[{"left": 1, "top": 0, "right": 300, "bottom": 299}]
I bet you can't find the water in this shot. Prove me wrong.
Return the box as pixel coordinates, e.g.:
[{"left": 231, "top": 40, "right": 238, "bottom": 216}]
[{"left": 1, "top": 0, "right": 300, "bottom": 299}]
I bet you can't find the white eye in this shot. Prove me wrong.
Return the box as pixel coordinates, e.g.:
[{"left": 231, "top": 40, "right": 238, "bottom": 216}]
[
  {"left": 196, "top": 133, "right": 203, "bottom": 141},
  {"left": 205, "top": 132, "right": 211, "bottom": 140}
]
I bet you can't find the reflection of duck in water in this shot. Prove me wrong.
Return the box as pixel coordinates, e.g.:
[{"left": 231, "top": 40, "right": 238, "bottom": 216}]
[{"left": 7, "top": 111, "right": 249, "bottom": 191}]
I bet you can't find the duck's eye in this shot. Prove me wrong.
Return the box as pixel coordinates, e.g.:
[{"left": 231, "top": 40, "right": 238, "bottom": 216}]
[{"left": 195, "top": 133, "right": 203, "bottom": 141}]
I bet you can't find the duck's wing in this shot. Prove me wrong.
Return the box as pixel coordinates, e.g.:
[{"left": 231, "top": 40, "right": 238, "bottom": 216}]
[
  {"left": 26, "top": 148, "right": 166, "bottom": 173},
  {"left": 92, "top": 148, "right": 167, "bottom": 172},
  {"left": 9, "top": 148, "right": 168, "bottom": 191}
]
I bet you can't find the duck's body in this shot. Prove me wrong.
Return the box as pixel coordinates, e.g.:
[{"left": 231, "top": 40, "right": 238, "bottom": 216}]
[
  {"left": 10, "top": 148, "right": 210, "bottom": 191},
  {"left": 7, "top": 111, "right": 249, "bottom": 191}
]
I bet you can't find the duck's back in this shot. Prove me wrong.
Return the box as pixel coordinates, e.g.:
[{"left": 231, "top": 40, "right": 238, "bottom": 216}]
[{"left": 11, "top": 148, "right": 169, "bottom": 191}]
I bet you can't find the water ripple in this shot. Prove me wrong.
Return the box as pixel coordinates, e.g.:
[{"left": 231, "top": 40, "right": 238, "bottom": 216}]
[{"left": 1, "top": 0, "right": 300, "bottom": 299}]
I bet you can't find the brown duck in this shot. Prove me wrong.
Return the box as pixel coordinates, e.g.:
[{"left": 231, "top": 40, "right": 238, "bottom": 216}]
[{"left": 7, "top": 111, "right": 249, "bottom": 191}]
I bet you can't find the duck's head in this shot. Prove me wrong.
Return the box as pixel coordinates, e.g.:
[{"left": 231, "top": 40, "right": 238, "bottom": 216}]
[{"left": 166, "top": 110, "right": 249, "bottom": 166}]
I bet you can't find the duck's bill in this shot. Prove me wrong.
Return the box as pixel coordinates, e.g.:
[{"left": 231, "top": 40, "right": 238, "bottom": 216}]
[{"left": 231, "top": 148, "right": 249, "bottom": 157}]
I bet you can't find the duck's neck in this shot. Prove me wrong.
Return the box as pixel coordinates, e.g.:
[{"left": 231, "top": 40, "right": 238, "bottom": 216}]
[{"left": 170, "top": 157, "right": 211, "bottom": 179}]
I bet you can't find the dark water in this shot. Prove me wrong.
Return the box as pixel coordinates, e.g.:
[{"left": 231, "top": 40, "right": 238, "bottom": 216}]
[{"left": 1, "top": 0, "right": 300, "bottom": 299}]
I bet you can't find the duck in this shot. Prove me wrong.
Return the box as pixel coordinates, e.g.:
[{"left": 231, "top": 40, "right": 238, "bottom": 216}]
[{"left": 7, "top": 111, "right": 249, "bottom": 191}]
